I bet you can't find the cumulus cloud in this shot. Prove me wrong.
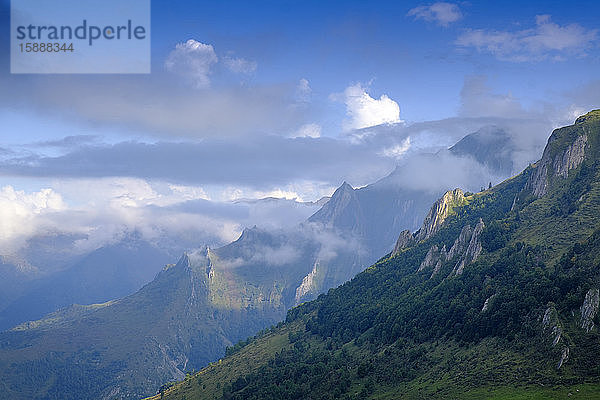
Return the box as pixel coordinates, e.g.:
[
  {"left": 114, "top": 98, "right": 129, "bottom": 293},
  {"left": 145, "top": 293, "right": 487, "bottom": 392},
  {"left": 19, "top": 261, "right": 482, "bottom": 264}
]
[
  {"left": 407, "top": 2, "right": 462, "bottom": 27},
  {"left": 456, "top": 15, "right": 598, "bottom": 62},
  {"left": 223, "top": 55, "right": 257, "bottom": 74},
  {"left": 333, "top": 84, "right": 402, "bottom": 130},
  {"left": 0, "top": 186, "right": 66, "bottom": 252},
  {"left": 165, "top": 40, "right": 218, "bottom": 88}
]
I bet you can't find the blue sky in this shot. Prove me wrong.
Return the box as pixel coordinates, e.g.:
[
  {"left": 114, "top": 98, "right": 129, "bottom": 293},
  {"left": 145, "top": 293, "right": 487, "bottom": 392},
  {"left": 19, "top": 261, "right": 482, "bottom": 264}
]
[{"left": 0, "top": 0, "right": 599, "bottom": 253}]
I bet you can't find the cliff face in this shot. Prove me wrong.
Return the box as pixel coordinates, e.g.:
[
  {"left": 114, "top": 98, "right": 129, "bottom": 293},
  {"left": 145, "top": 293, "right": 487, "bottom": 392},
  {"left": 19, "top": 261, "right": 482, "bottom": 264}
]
[
  {"left": 526, "top": 117, "right": 591, "bottom": 197},
  {"left": 580, "top": 288, "right": 599, "bottom": 332},
  {"left": 392, "top": 230, "right": 414, "bottom": 256}
]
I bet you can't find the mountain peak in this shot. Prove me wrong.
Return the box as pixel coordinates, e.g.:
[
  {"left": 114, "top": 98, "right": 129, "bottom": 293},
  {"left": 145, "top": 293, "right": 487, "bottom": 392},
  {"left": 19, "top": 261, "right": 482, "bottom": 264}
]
[
  {"left": 575, "top": 109, "right": 600, "bottom": 125},
  {"left": 339, "top": 181, "right": 353, "bottom": 191},
  {"left": 416, "top": 188, "right": 466, "bottom": 242},
  {"left": 307, "top": 181, "right": 360, "bottom": 229}
]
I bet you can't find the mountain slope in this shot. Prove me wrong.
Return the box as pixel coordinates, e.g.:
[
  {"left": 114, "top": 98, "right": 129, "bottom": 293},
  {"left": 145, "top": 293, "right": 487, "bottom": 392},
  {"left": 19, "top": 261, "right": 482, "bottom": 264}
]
[
  {"left": 0, "top": 249, "right": 284, "bottom": 399},
  {"left": 0, "top": 121, "right": 534, "bottom": 399},
  {"left": 155, "top": 110, "right": 600, "bottom": 400},
  {"left": 0, "top": 235, "right": 172, "bottom": 331}
]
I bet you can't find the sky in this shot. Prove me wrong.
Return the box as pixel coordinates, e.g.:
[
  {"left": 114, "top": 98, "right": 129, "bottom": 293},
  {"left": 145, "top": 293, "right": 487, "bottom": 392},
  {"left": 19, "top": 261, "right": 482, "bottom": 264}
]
[{"left": 0, "top": 0, "right": 599, "bottom": 258}]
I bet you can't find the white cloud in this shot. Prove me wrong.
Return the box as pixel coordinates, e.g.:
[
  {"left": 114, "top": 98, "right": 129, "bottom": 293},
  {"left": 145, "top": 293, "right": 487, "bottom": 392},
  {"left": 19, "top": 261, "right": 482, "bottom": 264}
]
[
  {"left": 334, "top": 83, "right": 402, "bottom": 130},
  {"left": 0, "top": 177, "right": 329, "bottom": 259},
  {"left": 291, "top": 123, "right": 321, "bottom": 138},
  {"left": 407, "top": 2, "right": 462, "bottom": 27},
  {"left": 223, "top": 55, "right": 257, "bottom": 74},
  {"left": 165, "top": 40, "right": 218, "bottom": 88},
  {"left": 0, "top": 186, "right": 66, "bottom": 252},
  {"left": 296, "top": 78, "right": 312, "bottom": 102},
  {"left": 380, "top": 137, "right": 411, "bottom": 159},
  {"left": 456, "top": 15, "right": 598, "bottom": 62}
]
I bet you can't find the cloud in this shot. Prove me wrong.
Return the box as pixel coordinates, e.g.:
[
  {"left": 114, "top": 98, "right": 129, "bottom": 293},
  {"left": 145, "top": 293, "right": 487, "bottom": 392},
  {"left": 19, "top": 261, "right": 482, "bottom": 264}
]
[
  {"left": 0, "top": 136, "right": 394, "bottom": 189},
  {"left": 291, "top": 123, "right": 321, "bottom": 138},
  {"left": 333, "top": 84, "right": 402, "bottom": 130},
  {"left": 456, "top": 15, "right": 598, "bottom": 62},
  {"left": 223, "top": 55, "right": 257, "bottom": 74},
  {"left": 0, "top": 186, "right": 66, "bottom": 252},
  {"left": 165, "top": 40, "right": 219, "bottom": 88},
  {"left": 0, "top": 75, "right": 309, "bottom": 139},
  {"left": 459, "top": 75, "right": 527, "bottom": 119},
  {"left": 407, "top": 2, "right": 462, "bottom": 27},
  {"left": 295, "top": 78, "right": 312, "bottom": 103},
  {"left": 31, "top": 135, "right": 99, "bottom": 149},
  {"left": 384, "top": 151, "right": 505, "bottom": 193},
  {"left": 379, "top": 137, "right": 411, "bottom": 159},
  {"left": 0, "top": 177, "right": 326, "bottom": 259}
]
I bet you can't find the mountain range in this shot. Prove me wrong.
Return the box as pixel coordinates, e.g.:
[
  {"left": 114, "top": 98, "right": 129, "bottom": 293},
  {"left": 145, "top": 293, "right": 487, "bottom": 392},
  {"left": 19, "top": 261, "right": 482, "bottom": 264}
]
[
  {"left": 0, "top": 124, "right": 529, "bottom": 399},
  {"left": 153, "top": 110, "right": 600, "bottom": 399}
]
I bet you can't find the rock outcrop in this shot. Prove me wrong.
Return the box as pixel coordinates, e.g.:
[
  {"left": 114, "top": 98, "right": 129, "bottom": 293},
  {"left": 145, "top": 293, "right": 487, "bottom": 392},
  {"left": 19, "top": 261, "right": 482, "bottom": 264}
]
[
  {"left": 580, "top": 288, "right": 599, "bottom": 332},
  {"left": 295, "top": 261, "right": 319, "bottom": 305},
  {"left": 452, "top": 219, "right": 485, "bottom": 276},
  {"left": 525, "top": 119, "right": 588, "bottom": 197},
  {"left": 392, "top": 188, "right": 466, "bottom": 259},
  {"left": 447, "top": 225, "right": 472, "bottom": 260},
  {"left": 419, "top": 244, "right": 446, "bottom": 272},
  {"left": 392, "top": 230, "right": 414, "bottom": 256},
  {"left": 481, "top": 294, "right": 496, "bottom": 312},
  {"left": 416, "top": 219, "right": 484, "bottom": 278},
  {"left": 415, "top": 189, "right": 466, "bottom": 242},
  {"left": 541, "top": 305, "right": 569, "bottom": 369}
]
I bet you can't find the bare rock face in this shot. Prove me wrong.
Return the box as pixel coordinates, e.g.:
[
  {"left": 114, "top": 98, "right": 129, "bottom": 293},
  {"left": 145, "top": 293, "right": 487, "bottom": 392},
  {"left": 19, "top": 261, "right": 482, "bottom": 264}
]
[
  {"left": 447, "top": 225, "right": 473, "bottom": 260},
  {"left": 453, "top": 219, "right": 485, "bottom": 276},
  {"left": 416, "top": 219, "right": 484, "bottom": 278},
  {"left": 419, "top": 244, "right": 447, "bottom": 272},
  {"left": 525, "top": 125, "right": 588, "bottom": 198},
  {"left": 392, "top": 188, "right": 467, "bottom": 261},
  {"left": 481, "top": 294, "right": 496, "bottom": 312},
  {"left": 295, "top": 260, "right": 320, "bottom": 305},
  {"left": 542, "top": 305, "right": 570, "bottom": 369},
  {"left": 553, "top": 134, "right": 588, "bottom": 178},
  {"left": 580, "top": 288, "right": 599, "bottom": 332},
  {"left": 392, "top": 230, "right": 414, "bottom": 256},
  {"left": 416, "top": 189, "right": 466, "bottom": 242}
]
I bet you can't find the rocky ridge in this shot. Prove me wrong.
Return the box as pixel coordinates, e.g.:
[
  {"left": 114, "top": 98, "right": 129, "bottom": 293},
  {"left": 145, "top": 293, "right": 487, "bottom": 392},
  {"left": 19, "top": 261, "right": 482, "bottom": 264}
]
[{"left": 526, "top": 121, "right": 589, "bottom": 197}]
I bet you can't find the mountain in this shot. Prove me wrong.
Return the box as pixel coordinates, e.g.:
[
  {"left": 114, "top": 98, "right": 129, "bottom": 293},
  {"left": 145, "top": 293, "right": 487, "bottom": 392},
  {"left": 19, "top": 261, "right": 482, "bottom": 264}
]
[
  {"left": 0, "top": 234, "right": 172, "bottom": 331},
  {"left": 0, "top": 255, "right": 38, "bottom": 311},
  {"left": 448, "top": 125, "right": 517, "bottom": 176},
  {"left": 0, "top": 248, "right": 285, "bottom": 399},
  {"left": 154, "top": 110, "right": 600, "bottom": 400},
  {"left": 0, "top": 124, "right": 526, "bottom": 399}
]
